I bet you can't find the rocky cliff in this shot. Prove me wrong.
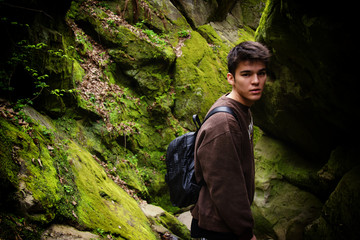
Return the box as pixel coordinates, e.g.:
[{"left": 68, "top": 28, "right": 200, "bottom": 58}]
[
  {"left": 0, "top": 0, "right": 358, "bottom": 239},
  {"left": 253, "top": 1, "right": 359, "bottom": 239}
]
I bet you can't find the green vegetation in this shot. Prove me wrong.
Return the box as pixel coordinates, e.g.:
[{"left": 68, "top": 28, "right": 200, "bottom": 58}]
[{"left": 177, "top": 29, "right": 190, "bottom": 38}]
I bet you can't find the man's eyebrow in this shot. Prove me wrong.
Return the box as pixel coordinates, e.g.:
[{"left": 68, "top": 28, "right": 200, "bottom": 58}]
[{"left": 239, "top": 68, "right": 267, "bottom": 74}]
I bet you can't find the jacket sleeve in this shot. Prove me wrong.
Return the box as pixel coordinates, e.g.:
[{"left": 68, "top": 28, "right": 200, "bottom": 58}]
[{"left": 196, "top": 116, "right": 254, "bottom": 238}]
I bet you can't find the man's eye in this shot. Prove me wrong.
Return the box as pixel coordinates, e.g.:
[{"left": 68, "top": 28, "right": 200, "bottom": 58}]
[{"left": 258, "top": 71, "right": 266, "bottom": 76}]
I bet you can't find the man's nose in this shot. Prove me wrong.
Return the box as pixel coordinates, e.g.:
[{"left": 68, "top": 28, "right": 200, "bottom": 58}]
[{"left": 251, "top": 75, "right": 260, "bottom": 84}]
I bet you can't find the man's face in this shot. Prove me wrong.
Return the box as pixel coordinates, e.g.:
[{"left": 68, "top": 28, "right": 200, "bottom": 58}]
[{"left": 227, "top": 60, "right": 267, "bottom": 106}]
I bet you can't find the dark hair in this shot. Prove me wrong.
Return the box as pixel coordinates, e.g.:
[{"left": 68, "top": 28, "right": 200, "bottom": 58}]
[{"left": 227, "top": 41, "right": 270, "bottom": 76}]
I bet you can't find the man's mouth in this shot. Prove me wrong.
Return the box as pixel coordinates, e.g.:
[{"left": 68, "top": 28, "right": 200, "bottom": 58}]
[{"left": 250, "top": 89, "right": 261, "bottom": 94}]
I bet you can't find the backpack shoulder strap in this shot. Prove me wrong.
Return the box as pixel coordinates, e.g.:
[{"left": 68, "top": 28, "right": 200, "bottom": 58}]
[
  {"left": 191, "top": 106, "right": 238, "bottom": 187},
  {"left": 192, "top": 114, "right": 202, "bottom": 131},
  {"left": 203, "top": 106, "right": 238, "bottom": 124},
  {"left": 192, "top": 106, "right": 238, "bottom": 131}
]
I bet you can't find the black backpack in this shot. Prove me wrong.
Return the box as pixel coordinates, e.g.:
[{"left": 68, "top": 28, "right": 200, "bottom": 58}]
[{"left": 165, "top": 106, "right": 237, "bottom": 207}]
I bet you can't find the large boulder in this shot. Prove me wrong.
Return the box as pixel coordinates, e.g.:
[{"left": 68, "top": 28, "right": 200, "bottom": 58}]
[
  {"left": 0, "top": 108, "right": 158, "bottom": 239},
  {"left": 254, "top": 134, "right": 323, "bottom": 239},
  {"left": 254, "top": 0, "right": 359, "bottom": 160}
]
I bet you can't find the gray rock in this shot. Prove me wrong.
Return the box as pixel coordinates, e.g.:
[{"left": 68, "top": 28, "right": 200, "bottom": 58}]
[{"left": 41, "top": 224, "right": 100, "bottom": 240}]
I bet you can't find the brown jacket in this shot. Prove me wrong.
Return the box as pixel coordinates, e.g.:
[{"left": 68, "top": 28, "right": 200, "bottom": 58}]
[{"left": 191, "top": 95, "right": 255, "bottom": 239}]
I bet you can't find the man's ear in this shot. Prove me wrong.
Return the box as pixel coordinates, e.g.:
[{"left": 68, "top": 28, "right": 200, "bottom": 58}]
[{"left": 227, "top": 73, "right": 235, "bottom": 86}]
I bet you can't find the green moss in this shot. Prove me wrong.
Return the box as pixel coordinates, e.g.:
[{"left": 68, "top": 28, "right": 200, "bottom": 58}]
[
  {"left": 254, "top": 134, "right": 319, "bottom": 190},
  {"left": 255, "top": 0, "right": 272, "bottom": 40},
  {"left": 66, "top": 1, "right": 81, "bottom": 20},
  {"left": 236, "top": 26, "right": 255, "bottom": 43},
  {"left": 67, "top": 141, "right": 157, "bottom": 239},
  {"left": 72, "top": 60, "right": 85, "bottom": 84},
  {"left": 0, "top": 119, "right": 21, "bottom": 185},
  {"left": 197, "top": 24, "right": 227, "bottom": 47},
  {"left": 0, "top": 212, "right": 42, "bottom": 240},
  {"left": 1, "top": 118, "right": 61, "bottom": 210},
  {"left": 174, "top": 31, "right": 231, "bottom": 128},
  {"left": 132, "top": 66, "right": 172, "bottom": 94},
  {"left": 0, "top": 114, "right": 80, "bottom": 224},
  {"left": 22, "top": 142, "right": 61, "bottom": 221},
  {"left": 116, "top": 160, "right": 148, "bottom": 194},
  {"left": 263, "top": 180, "right": 322, "bottom": 238},
  {"left": 158, "top": 211, "right": 191, "bottom": 239}
]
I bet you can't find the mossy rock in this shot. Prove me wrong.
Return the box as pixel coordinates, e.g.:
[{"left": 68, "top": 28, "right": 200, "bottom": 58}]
[
  {"left": 141, "top": 203, "right": 191, "bottom": 240},
  {"left": 0, "top": 117, "right": 75, "bottom": 224},
  {"left": 251, "top": 205, "right": 278, "bottom": 240},
  {"left": 254, "top": 0, "right": 358, "bottom": 160},
  {"left": 147, "top": 0, "right": 190, "bottom": 29},
  {"left": 158, "top": 211, "right": 191, "bottom": 239},
  {"left": 254, "top": 135, "right": 321, "bottom": 193},
  {"left": 0, "top": 108, "right": 160, "bottom": 239},
  {"left": 173, "top": 31, "right": 230, "bottom": 128},
  {"left": 67, "top": 141, "right": 157, "bottom": 239},
  {"left": 254, "top": 133, "right": 323, "bottom": 239}
]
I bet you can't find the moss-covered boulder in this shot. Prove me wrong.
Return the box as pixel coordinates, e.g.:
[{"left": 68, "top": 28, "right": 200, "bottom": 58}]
[
  {"left": 67, "top": 141, "right": 157, "bottom": 239},
  {"left": 0, "top": 102, "right": 191, "bottom": 239},
  {"left": 202, "top": 0, "right": 265, "bottom": 45},
  {"left": 0, "top": 106, "right": 160, "bottom": 239},
  {"left": 254, "top": 134, "right": 323, "bottom": 239},
  {"left": 68, "top": 0, "right": 176, "bottom": 98},
  {"left": 140, "top": 203, "right": 191, "bottom": 239},
  {"left": 173, "top": 30, "right": 230, "bottom": 128}
]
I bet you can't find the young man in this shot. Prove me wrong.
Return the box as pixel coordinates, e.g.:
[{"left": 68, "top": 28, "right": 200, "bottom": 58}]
[{"left": 191, "top": 41, "right": 270, "bottom": 240}]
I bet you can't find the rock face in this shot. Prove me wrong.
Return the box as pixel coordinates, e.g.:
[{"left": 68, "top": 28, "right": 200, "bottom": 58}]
[
  {"left": 253, "top": 0, "right": 360, "bottom": 239},
  {"left": 254, "top": 0, "right": 359, "bottom": 160},
  {"left": 253, "top": 134, "right": 323, "bottom": 240}
]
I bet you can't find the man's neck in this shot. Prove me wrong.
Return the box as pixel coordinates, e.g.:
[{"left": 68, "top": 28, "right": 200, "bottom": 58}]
[{"left": 226, "top": 91, "right": 253, "bottom": 107}]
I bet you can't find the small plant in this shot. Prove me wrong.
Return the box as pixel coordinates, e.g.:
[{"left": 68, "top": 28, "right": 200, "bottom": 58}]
[
  {"left": 143, "top": 29, "right": 167, "bottom": 47},
  {"left": 107, "top": 19, "right": 116, "bottom": 27},
  {"left": 64, "top": 184, "right": 73, "bottom": 194},
  {"left": 98, "top": 2, "right": 111, "bottom": 10},
  {"left": 1, "top": 40, "right": 76, "bottom": 106},
  {"left": 48, "top": 48, "right": 76, "bottom": 61},
  {"left": 95, "top": 228, "right": 106, "bottom": 237},
  {"left": 178, "top": 29, "right": 190, "bottom": 38},
  {"left": 51, "top": 88, "right": 78, "bottom": 97},
  {"left": 135, "top": 20, "right": 145, "bottom": 29}
]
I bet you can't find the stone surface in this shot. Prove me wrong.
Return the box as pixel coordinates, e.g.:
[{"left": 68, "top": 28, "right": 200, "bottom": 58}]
[
  {"left": 41, "top": 224, "right": 100, "bottom": 240},
  {"left": 254, "top": 134, "right": 323, "bottom": 239},
  {"left": 140, "top": 203, "right": 191, "bottom": 239},
  {"left": 177, "top": 211, "right": 192, "bottom": 230},
  {"left": 254, "top": 0, "right": 359, "bottom": 160},
  {"left": 140, "top": 202, "right": 166, "bottom": 218}
]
